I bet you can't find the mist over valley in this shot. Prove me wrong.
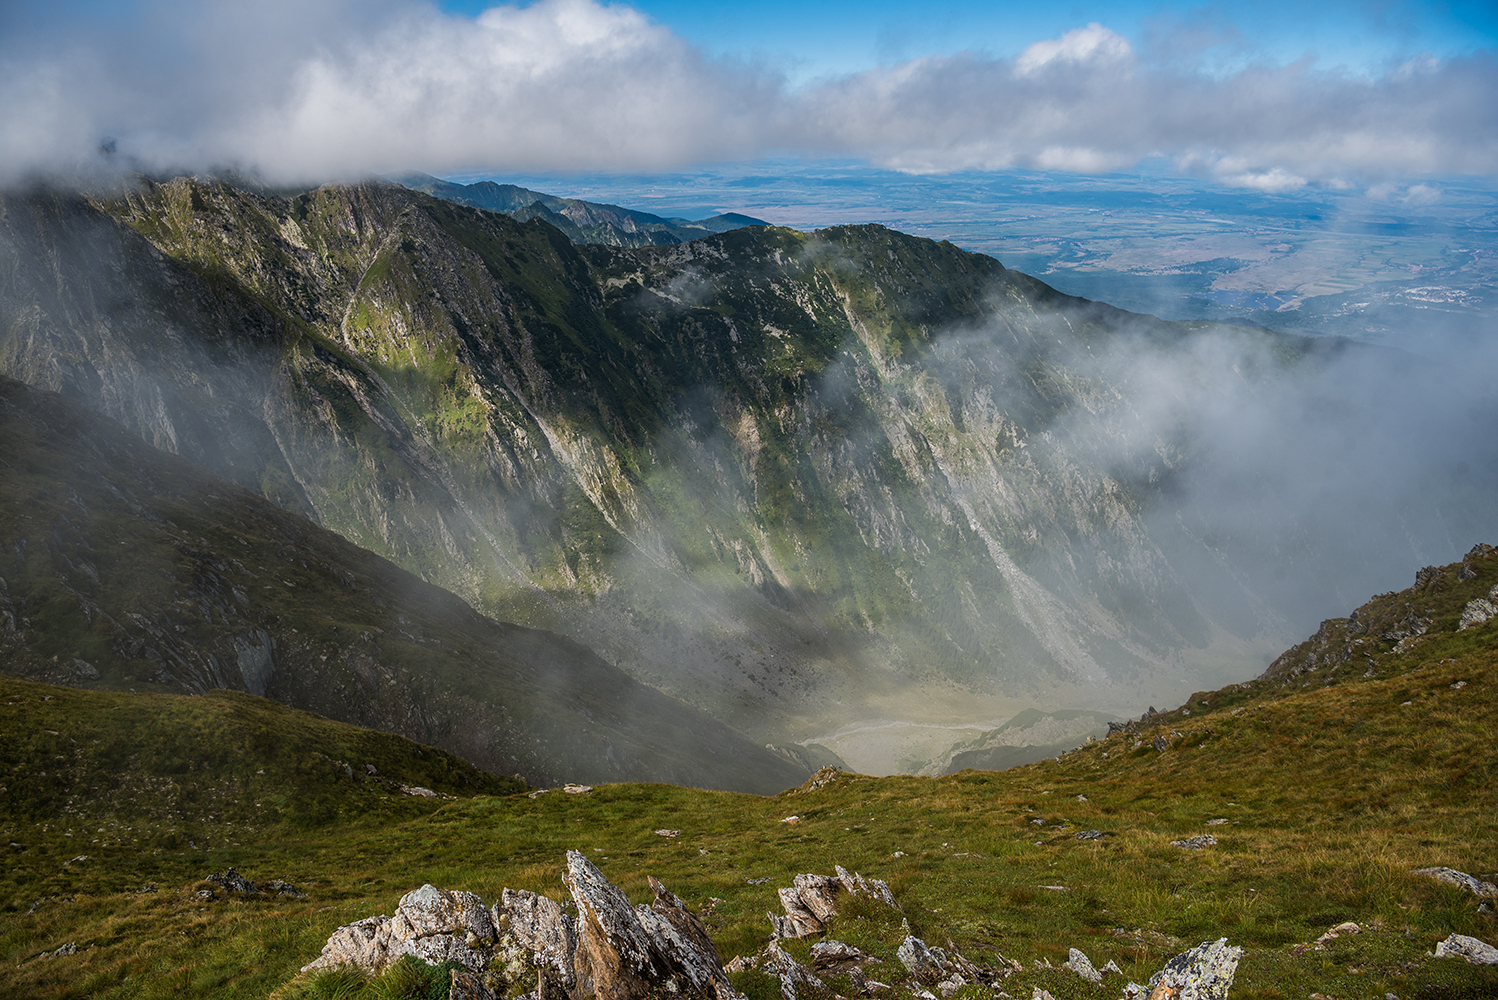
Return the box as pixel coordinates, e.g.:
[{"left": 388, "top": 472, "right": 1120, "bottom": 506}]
[{"left": 2, "top": 173, "right": 1492, "bottom": 777}]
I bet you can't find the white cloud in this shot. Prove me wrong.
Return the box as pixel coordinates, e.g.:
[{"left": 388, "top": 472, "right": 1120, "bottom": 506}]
[
  {"left": 1217, "top": 168, "right": 1308, "bottom": 192},
  {"left": 1402, "top": 183, "right": 1442, "bottom": 205},
  {"left": 1014, "top": 23, "right": 1133, "bottom": 77},
  {"left": 0, "top": 0, "right": 1494, "bottom": 187}
]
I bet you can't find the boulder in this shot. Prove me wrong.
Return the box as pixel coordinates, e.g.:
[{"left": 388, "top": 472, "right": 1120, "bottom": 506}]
[
  {"left": 302, "top": 884, "right": 495, "bottom": 974},
  {"left": 1434, "top": 933, "right": 1498, "bottom": 965},
  {"left": 1065, "top": 947, "right": 1102, "bottom": 984},
  {"left": 1458, "top": 599, "right": 1496, "bottom": 631},
  {"left": 1170, "top": 835, "right": 1217, "bottom": 850},
  {"left": 769, "top": 866, "right": 899, "bottom": 938},
  {"left": 1412, "top": 866, "right": 1498, "bottom": 896},
  {"left": 1144, "top": 938, "right": 1241, "bottom": 1000},
  {"left": 497, "top": 888, "right": 577, "bottom": 1000}
]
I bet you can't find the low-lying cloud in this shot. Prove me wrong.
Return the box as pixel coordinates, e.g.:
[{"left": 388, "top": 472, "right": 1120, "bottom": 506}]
[{"left": 2, "top": 0, "right": 1494, "bottom": 187}]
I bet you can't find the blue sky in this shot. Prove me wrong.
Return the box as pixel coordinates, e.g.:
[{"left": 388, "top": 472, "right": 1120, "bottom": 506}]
[{"left": 443, "top": 0, "right": 1498, "bottom": 78}]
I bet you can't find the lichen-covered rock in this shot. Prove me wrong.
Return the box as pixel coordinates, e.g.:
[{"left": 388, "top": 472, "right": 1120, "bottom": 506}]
[
  {"left": 303, "top": 915, "right": 391, "bottom": 972},
  {"left": 303, "top": 856, "right": 737, "bottom": 1000},
  {"left": 1412, "top": 866, "right": 1498, "bottom": 896},
  {"left": 896, "top": 935, "right": 949, "bottom": 983},
  {"left": 565, "top": 851, "right": 663, "bottom": 1000},
  {"left": 206, "top": 868, "right": 256, "bottom": 894},
  {"left": 1458, "top": 598, "right": 1496, "bottom": 631},
  {"left": 761, "top": 942, "right": 825, "bottom": 1000},
  {"left": 1065, "top": 948, "right": 1102, "bottom": 984},
  {"left": 301, "top": 884, "right": 495, "bottom": 974},
  {"left": 450, "top": 969, "right": 499, "bottom": 1000},
  {"left": 1145, "top": 938, "right": 1242, "bottom": 1000},
  {"left": 636, "top": 876, "right": 729, "bottom": 992},
  {"left": 1435, "top": 933, "right": 1498, "bottom": 965},
  {"left": 770, "top": 866, "right": 899, "bottom": 938},
  {"left": 497, "top": 888, "right": 577, "bottom": 1000},
  {"left": 810, "top": 940, "right": 866, "bottom": 966}
]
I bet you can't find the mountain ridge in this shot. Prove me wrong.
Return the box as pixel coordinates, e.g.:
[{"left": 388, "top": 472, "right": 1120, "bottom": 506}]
[{"left": 391, "top": 172, "right": 768, "bottom": 248}]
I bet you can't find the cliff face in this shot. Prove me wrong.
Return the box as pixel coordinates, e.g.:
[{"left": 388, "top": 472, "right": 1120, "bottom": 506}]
[
  {"left": 0, "top": 374, "right": 807, "bottom": 792},
  {"left": 2, "top": 177, "right": 1488, "bottom": 744}
]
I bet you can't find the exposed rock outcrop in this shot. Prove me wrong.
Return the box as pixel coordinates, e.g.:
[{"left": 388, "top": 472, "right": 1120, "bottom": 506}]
[
  {"left": 1143, "top": 938, "right": 1242, "bottom": 1000},
  {"left": 304, "top": 852, "right": 738, "bottom": 1000},
  {"left": 1412, "top": 866, "right": 1498, "bottom": 897},
  {"left": 1171, "top": 835, "right": 1217, "bottom": 850},
  {"left": 1435, "top": 933, "right": 1498, "bottom": 965},
  {"left": 303, "top": 884, "right": 495, "bottom": 975},
  {"left": 768, "top": 866, "right": 899, "bottom": 939}
]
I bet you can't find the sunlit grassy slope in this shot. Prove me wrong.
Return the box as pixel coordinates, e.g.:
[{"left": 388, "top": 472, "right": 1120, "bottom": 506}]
[{"left": 3, "top": 550, "right": 1495, "bottom": 999}]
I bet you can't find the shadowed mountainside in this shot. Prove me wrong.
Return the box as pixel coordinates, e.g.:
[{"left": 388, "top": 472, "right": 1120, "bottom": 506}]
[{"left": 0, "top": 375, "right": 806, "bottom": 793}]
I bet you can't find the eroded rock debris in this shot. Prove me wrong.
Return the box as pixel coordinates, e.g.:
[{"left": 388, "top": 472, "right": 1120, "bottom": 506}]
[
  {"left": 304, "top": 852, "right": 740, "bottom": 1000},
  {"left": 302, "top": 854, "right": 1249, "bottom": 1000}
]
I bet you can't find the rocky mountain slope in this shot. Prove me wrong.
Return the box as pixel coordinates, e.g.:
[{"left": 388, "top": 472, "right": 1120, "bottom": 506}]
[
  {"left": 0, "top": 375, "right": 805, "bottom": 792},
  {"left": 2, "top": 176, "right": 1491, "bottom": 764},
  {"left": 393, "top": 173, "right": 767, "bottom": 247}
]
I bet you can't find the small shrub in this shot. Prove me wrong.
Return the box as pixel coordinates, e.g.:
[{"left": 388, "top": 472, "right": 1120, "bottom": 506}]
[{"left": 369, "top": 956, "right": 464, "bottom": 1000}]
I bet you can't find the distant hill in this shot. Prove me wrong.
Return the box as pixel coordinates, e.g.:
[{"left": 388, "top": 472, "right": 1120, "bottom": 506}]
[
  {"left": 0, "top": 375, "right": 808, "bottom": 794},
  {"left": 392, "top": 172, "right": 767, "bottom": 247}
]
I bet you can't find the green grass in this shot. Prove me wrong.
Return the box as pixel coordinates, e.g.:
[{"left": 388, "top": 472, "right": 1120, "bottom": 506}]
[{"left": 2, "top": 620, "right": 1494, "bottom": 998}]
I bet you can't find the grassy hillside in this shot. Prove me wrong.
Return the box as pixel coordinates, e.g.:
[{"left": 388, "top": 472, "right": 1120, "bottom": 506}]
[{"left": 2, "top": 550, "right": 1494, "bottom": 999}]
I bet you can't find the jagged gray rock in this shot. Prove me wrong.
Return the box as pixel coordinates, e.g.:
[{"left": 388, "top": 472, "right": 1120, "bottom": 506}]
[
  {"left": 1065, "top": 947, "right": 1102, "bottom": 984},
  {"left": 638, "top": 876, "right": 731, "bottom": 992},
  {"left": 897, "top": 935, "right": 950, "bottom": 983},
  {"left": 302, "top": 884, "right": 495, "bottom": 974},
  {"left": 810, "top": 940, "right": 867, "bottom": 966},
  {"left": 496, "top": 888, "right": 577, "bottom": 1000},
  {"left": 1171, "top": 835, "right": 1218, "bottom": 850},
  {"left": 769, "top": 866, "right": 899, "bottom": 938},
  {"left": 565, "top": 851, "right": 664, "bottom": 1000},
  {"left": 1412, "top": 867, "right": 1498, "bottom": 896},
  {"left": 835, "top": 865, "right": 900, "bottom": 910},
  {"left": 206, "top": 868, "right": 256, "bottom": 894},
  {"left": 1458, "top": 598, "right": 1496, "bottom": 631},
  {"left": 1434, "top": 933, "right": 1498, "bottom": 965},
  {"left": 1145, "top": 938, "right": 1242, "bottom": 999},
  {"left": 305, "top": 856, "right": 742, "bottom": 999},
  {"left": 762, "top": 941, "right": 826, "bottom": 1000}
]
